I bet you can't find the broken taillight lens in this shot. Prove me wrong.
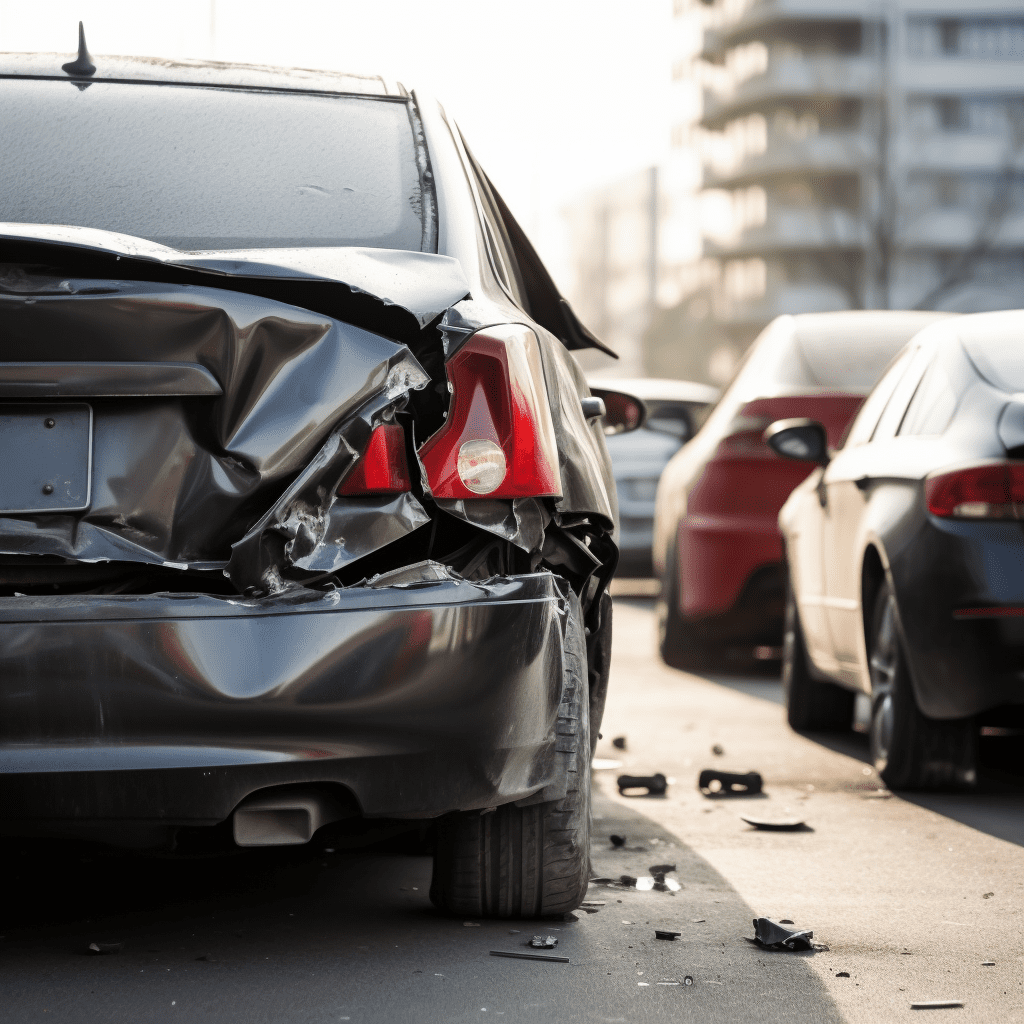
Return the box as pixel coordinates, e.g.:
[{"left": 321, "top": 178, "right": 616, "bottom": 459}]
[
  {"left": 337, "top": 423, "right": 411, "bottom": 496},
  {"left": 925, "top": 462, "right": 1024, "bottom": 519},
  {"left": 418, "top": 324, "right": 561, "bottom": 499}
]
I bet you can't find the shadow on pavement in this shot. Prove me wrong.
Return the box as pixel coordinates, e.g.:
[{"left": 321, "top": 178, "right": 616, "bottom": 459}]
[{"left": 0, "top": 792, "right": 849, "bottom": 1024}]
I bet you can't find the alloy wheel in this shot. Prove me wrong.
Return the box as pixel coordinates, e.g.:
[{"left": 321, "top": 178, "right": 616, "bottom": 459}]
[{"left": 868, "top": 594, "right": 899, "bottom": 771}]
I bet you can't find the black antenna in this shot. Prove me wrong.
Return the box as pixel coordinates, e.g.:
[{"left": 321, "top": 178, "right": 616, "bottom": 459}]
[{"left": 61, "top": 22, "right": 96, "bottom": 77}]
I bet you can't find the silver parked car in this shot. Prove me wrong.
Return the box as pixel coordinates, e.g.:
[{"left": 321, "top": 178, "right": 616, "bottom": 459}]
[{"left": 590, "top": 377, "right": 718, "bottom": 577}]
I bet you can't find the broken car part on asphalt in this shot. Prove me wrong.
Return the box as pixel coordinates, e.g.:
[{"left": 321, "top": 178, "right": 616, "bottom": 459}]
[
  {"left": 698, "top": 770, "right": 764, "bottom": 797},
  {"left": 740, "top": 817, "right": 808, "bottom": 832},
  {"left": 654, "top": 930, "right": 681, "bottom": 940},
  {"left": 490, "top": 951, "right": 570, "bottom": 964},
  {"left": 527, "top": 936, "right": 558, "bottom": 948},
  {"left": 617, "top": 773, "right": 668, "bottom": 797},
  {"left": 746, "top": 918, "right": 818, "bottom": 952}
]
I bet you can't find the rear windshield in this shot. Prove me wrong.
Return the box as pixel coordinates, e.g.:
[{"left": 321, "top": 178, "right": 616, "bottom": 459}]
[
  {"left": 0, "top": 78, "right": 428, "bottom": 251},
  {"left": 959, "top": 315, "right": 1024, "bottom": 393}
]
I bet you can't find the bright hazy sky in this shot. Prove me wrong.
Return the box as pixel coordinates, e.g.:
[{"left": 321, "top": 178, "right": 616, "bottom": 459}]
[{"left": 0, "top": 0, "right": 673, "bottom": 288}]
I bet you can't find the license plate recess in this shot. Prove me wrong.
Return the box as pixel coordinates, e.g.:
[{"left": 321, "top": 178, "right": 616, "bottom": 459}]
[{"left": 0, "top": 403, "right": 92, "bottom": 513}]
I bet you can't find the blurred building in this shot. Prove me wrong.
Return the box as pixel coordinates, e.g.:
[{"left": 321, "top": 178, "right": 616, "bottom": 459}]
[{"left": 651, "top": 0, "right": 1024, "bottom": 376}]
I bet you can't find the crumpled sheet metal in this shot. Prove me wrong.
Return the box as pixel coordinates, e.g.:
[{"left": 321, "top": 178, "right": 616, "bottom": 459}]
[
  {"left": 0, "top": 223, "right": 470, "bottom": 328},
  {"left": 0, "top": 271, "right": 430, "bottom": 586},
  {"left": 747, "top": 918, "right": 816, "bottom": 952},
  {"left": 434, "top": 497, "right": 550, "bottom": 554}
]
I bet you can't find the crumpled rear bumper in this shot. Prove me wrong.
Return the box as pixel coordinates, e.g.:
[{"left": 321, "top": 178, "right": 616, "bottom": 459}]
[{"left": 0, "top": 573, "right": 570, "bottom": 825}]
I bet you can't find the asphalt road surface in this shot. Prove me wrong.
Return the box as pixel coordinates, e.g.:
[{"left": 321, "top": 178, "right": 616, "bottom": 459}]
[{"left": 2, "top": 597, "right": 1022, "bottom": 1023}]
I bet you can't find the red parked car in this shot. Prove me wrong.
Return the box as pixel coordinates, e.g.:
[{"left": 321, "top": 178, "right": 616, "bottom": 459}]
[{"left": 652, "top": 311, "right": 950, "bottom": 669}]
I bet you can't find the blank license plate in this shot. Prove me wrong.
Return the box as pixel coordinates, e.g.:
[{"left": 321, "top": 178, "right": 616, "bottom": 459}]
[{"left": 0, "top": 403, "right": 92, "bottom": 513}]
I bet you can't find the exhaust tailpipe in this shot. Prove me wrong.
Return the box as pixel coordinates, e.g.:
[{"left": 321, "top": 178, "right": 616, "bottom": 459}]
[{"left": 233, "top": 787, "right": 352, "bottom": 847}]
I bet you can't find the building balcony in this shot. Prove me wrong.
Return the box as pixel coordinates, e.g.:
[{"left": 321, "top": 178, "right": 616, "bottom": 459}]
[
  {"left": 704, "top": 208, "right": 867, "bottom": 257},
  {"left": 701, "top": 1, "right": 874, "bottom": 56},
  {"left": 702, "top": 54, "right": 879, "bottom": 126},
  {"left": 702, "top": 129, "right": 876, "bottom": 187},
  {"left": 902, "top": 133, "right": 1024, "bottom": 174},
  {"left": 902, "top": 60, "right": 1024, "bottom": 98}
]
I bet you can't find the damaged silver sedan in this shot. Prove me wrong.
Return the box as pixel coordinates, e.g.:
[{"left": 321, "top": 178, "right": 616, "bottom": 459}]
[{"left": 0, "top": 47, "right": 636, "bottom": 918}]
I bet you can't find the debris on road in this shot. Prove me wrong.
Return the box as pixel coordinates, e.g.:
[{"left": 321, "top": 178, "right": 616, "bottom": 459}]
[
  {"left": 463, "top": 921, "right": 481, "bottom": 927},
  {"left": 86, "top": 942, "right": 123, "bottom": 955},
  {"left": 982, "top": 892, "right": 994, "bottom": 899},
  {"left": 590, "top": 877, "right": 615, "bottom": 884},
  {"left": 619, "top": 874, "right": 638, "bottom": 887},
  {"left": 649, "top": 863, "right": 677, "bottom": 874},
  {"left": 698, "top": 769, "right": 763, "bottom": 797},
  {"left": 746, "top": 918, "right": 818, "bottom": 952},
  {"left": 490, "top": 950, "right": 569, "bottom": 964},
  {"left": 711, "top": 744, "right": 725, "bottom": 756},
  {"left": 610, "top": 834, "right": 627, "bottom": 847},
  {"left": 618, "top": 773, "right": 668, "bottom": 797},
  {"left": 527, "top": 936, "right": 558, "bottom": 949},
  {"left": 655, "top": 930, "right": 681, "bottom": 940},
  {"left": 581, "top": 901, "right": 606, "bottom": 907},
  {"left": 740, "top": 816, "right": 808, "bottom": 831},
  {"left": 910, "top": 1001, "right": 963, "bottom": 1010},
  {"left": 692, "top": 918, "right": 705, "bottom": 923},
  {"left": 612, "top": 736, "right": 627, "bottom": 750},
  {"left": 684, "top": 976, "right": 694, "bottom": 986},
  {"left": 836, "top": 971, "right": 850, "bottom": 978},
  {"left": 981, "top": 961, "right": 995, "bottom": 967}
]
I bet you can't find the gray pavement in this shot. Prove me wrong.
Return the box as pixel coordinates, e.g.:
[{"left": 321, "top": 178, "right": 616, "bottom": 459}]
[{"left": 1, "top": 597, "right": 1021, "bottom": 1022}]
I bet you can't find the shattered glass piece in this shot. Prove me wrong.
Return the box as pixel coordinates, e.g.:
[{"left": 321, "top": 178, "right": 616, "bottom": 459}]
[
  {"left": 366, "top": 560, "right": 461, "bottom": 588},
  {"left": 527, "top": 936, "right": 558, "bottom": 949}
]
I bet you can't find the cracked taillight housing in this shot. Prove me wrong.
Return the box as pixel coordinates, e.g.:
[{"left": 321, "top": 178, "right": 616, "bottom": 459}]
[
  {"left": 338, "top": 423, "right": 412, "bottom": 496},
  {"left": 418, "top": 324, "right": 561, "bottom": 499}
]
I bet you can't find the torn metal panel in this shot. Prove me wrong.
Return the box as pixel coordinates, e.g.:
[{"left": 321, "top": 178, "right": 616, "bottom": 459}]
[
  {"left": 0, "top": 270, "right": 430, "bottom": 585},
  {"left": 0, "top": 572, "right": 572, "bottom": 823},
  {"left": 0, "top": 224, "right": 470, "bottom": 327},
  {"left": 435, "top": 497, "right": 550, "bottom": 554}
]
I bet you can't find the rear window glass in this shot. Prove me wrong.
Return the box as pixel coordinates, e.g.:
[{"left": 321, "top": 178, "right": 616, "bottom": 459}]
[
  {"left": 899, "top": 338, "right": 977, "bottom": 436},
  {"left": 0, "top": 79, "right": 428, "bottom": 251},
  {"left": 959, "top": 315, "right": 1024, "bottom": 393}
]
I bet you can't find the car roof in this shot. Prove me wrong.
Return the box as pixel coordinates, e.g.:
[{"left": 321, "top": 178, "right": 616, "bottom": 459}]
[
  {"left": 0, "top": 52, "right": 407, "bottom": 97},
  {"left": 789, "top": 310, "right": 954, "bottom": 346},
  {"left": 588, "top": 377, "right": 720, "bottom": 405}
]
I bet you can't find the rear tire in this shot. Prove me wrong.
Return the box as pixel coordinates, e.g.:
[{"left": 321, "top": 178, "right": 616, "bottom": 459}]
[
  {"left": 783, "top": 584, "right": 854, "bottom": 731},
  {"left": 429, "top": 593, "right": 591, "bottom": 918},
  {"left": 868, "top": 582, "right": 976, "bottom": 791},
  {"left": 657, "top": 532, "right": 717, "bottom": 671}
]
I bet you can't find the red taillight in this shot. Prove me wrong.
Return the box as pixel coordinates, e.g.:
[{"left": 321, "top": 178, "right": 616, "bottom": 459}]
[
  {"left": 417, "top": 324, "right": 561, "bottom": 499},
  {"left": 337, "top": 423, "right": 411, "bottom": 496},
  {"left": 925, "top": 462, "right": 1024, "bottom": 519}
]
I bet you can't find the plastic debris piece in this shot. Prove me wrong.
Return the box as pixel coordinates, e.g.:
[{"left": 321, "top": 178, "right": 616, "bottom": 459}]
[
  {"left": 618, "top": 773, "right": 668, "bottom": 797},
  {"left": 711, "top": 744, "right": 724, "bottom": 756},
  {"left": 463, "top": 921, "right": 481, "bottom": 927},
  {"left": 527, "top": 936, "right": 558, "bottom": 949},
  {"left": 655, "top": 930, "right": 681, "bottom": 941},
  {"left": 684, "top": 976, "right": 694, "bottom": 986},
  {"left": 489, "top": 950, "right": 569, "bottom": 964},
  {"left": 741, "top": 816, "right": 807, "bottom": 831},
  {"left": 698, "top": 770, "right": 763, "bottom": 797},
  {"left": 87, "top": 941, "right": 123, "bottom": 955},
  {"left": 620, "top": 875, "right": 638, "bottom": 887},
  {"left": 509, "top": 929, "right": 521, "bottom": 934},
  {"left": 612, "top": 736, "right": 627, "bottom": 750},
  {"left": 746, "top": 918, "right": 815, "bottom": 952},
  {"left": 836, "top": 971, "right": 850, "bottom": 978},
  {"left": 981, "top": 961, "right": 995, "bottom": 967},
  {"left": 649, "top": 864, "right": 677, "bottom": 875},
  {"left": 779, "top": 919, "right": 794, "bottom": 924},
  {"left": 610, "top": 834, "right": 627, "bottom": 848},
  {"left": 910, "top": 1001, "right": 963, "bottom": 1010},
  {"left": 982, "top": 892, "right": 994, "bottom": 899},
  {"left": 692, "top": 918, "right": 706, "bottom": 923}
]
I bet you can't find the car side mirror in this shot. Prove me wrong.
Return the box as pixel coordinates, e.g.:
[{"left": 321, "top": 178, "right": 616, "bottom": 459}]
[
  {"left": 590, "top": 388, "right": 647, "bottom": 435},
  {"left": 763, "top": 418, "right": 829, "bottom": 464}
]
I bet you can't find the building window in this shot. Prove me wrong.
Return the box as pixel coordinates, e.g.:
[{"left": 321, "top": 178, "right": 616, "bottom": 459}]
[{"left": 912, "top": 18, "right": 1024, "bottom": 60}]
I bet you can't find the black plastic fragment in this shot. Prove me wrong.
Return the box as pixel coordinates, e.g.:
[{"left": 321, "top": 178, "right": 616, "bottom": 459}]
[
  {"left": 527, "top": 935, "right": 558, "bottom": 949},
  {"left": 618, "top": 773, "right": 667, "bottom": 796},
  {"left": 746, "top": 918, "right": 814, "bottom": 952},
  {"left": 741, "top": 816, "right": 808, "bottom": 831},
  {"left": 612, "top": 736, "right": 627, "bottom": 750},
  {"left": 619, "top": 874, "right": 638, "bottom": 887},
  {"left": 649, "top": 863, "right": 677, "bottom": 875},
  {"left": 490, "top": 950, "right": 569, "bottom": 964},
  {"left": 655, "top": 930, "right": 681, "bottom": 941},
  {"left": 698, "top": 769, "right": 763, "bottom": 797},
  {"left": 609, "top": 834, "right": 626, "bottom": 847}
]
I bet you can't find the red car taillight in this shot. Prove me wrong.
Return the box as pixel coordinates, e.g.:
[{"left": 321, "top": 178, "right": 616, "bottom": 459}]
[
  {"left": 418, "top": 324, "right": 561, "bottom": 499},
  {"left": 925, "top": 462, "right": 1024, "bottom": 519},
  {"left": 337, "top": 423, "right": 412, "bottom": 496}
]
